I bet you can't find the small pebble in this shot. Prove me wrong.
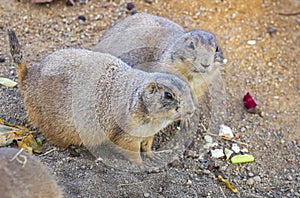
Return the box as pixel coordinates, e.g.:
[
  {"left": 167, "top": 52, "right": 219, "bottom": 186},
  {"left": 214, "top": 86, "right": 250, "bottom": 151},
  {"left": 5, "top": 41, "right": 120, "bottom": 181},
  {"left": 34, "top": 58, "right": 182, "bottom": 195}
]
[
  {"left": 246, "top": 178, "right": 255, "bottom": 186},
  {"left": 202, "top": 169, "right": 211, "bottom": 174},
  {"left": 131, "top": 9, "right": 138, "bottom": 15},
  {"left": 296, "top": 18, "right": 300, "bottom": 25},
  {"left": 219, "top": 124, "right": 234, "bottom": 138},
  {"left": 248, "top": 172, "right": 254, "bottom": 177},
  {"left": 144, "top": 192, "right": 150, "bottom": 198},
  {"left": 232, "top": 143, "right": 240, "bottom": 153},
  {"left": 241, "top": 147, "right": 249, "bottom": 153},
  {"left": 247, "top": 40, "right": 256, "bottom": 45},
  {"left": 224, "top": 148, "right": 233, "bottom": 160},
  {"left": 253, "top": 176, "right": 261, "bottom": 182},
  {"left": 211, "top": 149, "right": 224, "bottom": 158},
  {"left": 78, "top": 15, "right": 86, "bottom": 24},
  {"left": 186, "top": 179, "right": 192, "bottom": 185},
  {"left": 126, "top": 2, "right": 134, "bottom": 10},
  {"left": 267, "top": 26, "right": 277, "bottom": 35},
  {"left": 145, "top": 0, "right": 153, "bottom": 3},
  {"left": 287, "top": 175, "right": 293, "bottom": 181},
  {"left": 204, "top": 135, "right": 213, "bottom": 143},
  {"left": 101, "top": 4, "right": 107, "bottom": 8},
  {"left": 0, "top": 57, "right": 5, "bottom": 63},
  {"left": 66, "top": 0, "right": 75, "bottom": 6}
]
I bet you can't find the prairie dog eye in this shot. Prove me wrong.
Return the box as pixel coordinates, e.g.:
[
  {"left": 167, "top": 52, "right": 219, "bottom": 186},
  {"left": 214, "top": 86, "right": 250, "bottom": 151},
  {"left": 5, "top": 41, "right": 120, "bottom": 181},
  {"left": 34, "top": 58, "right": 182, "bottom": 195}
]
[
  {"left": 188, "top": 41, "right": 195, "bottom": 50},
  {"left": 164, "top": 92, "right": 174, "bottom": 100}
]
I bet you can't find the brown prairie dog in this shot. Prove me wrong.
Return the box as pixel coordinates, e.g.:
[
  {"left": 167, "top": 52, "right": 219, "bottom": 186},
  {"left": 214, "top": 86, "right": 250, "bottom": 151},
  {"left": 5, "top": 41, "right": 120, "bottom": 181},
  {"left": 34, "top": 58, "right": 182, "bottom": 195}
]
[
  {"left": 93, "top": 13, "right": 224, "bottom": 104},
  {"left": 8, "top": 29, "right": 195, "bottom": 164},
  {"left": 0, "top": 147, "right": 62, "bottom": 198}
]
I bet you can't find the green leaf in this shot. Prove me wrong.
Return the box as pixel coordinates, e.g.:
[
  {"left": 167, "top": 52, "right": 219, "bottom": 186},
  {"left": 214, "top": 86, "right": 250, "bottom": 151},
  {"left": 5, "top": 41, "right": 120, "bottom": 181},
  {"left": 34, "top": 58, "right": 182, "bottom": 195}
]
[
  {"left": 231, "top": 154, "right": 255, "bottom": 164},
  {"left": 0, "top": 77, "right": 18, "bottom": 88}
]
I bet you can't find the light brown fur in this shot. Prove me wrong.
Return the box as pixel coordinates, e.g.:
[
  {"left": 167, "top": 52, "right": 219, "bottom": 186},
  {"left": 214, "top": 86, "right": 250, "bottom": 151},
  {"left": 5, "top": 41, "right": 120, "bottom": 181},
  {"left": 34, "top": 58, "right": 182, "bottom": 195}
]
[
  {"left": 93, "top": 13, "right": 224, "bottom": 104},
  {"left": 0, "top": 147, "right": 62, "bottom": 198},
  {"left": 8, "top": 29, "right": 195, "bottom": 164}
]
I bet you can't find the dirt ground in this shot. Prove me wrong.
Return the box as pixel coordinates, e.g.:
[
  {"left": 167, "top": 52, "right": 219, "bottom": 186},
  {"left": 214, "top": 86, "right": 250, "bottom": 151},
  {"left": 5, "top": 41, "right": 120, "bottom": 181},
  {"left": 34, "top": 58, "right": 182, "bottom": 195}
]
[{"left": 0, "top": 0, "right": 299, "bottom": 197}]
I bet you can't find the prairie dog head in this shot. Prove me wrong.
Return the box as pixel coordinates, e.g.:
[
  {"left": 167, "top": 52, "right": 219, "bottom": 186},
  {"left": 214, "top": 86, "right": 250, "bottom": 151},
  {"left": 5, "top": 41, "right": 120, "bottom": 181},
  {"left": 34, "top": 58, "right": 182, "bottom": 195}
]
[
  {"left": 168, "top": 30, "right": 224, "bottom": 74},
  {"left": 130, "top": 73, "right": 195, "bottom": 131}
]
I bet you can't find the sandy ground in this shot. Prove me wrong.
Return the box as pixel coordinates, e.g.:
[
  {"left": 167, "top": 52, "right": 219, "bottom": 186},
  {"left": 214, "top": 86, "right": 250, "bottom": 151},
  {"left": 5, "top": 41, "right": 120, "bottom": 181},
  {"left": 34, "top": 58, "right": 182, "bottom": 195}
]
[{"left": 0, "top": 0, "right": 299, "bottom": 197}]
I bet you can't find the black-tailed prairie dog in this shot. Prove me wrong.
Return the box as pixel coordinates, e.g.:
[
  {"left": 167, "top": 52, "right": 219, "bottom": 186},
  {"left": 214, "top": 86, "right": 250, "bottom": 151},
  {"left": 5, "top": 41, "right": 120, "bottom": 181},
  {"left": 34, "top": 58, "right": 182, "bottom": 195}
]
[
  {"left": 0, "top": 147, "right": 62, "bottom": 198},
  {"left": 93, "top": 13, "right": 224, "bottom": 103},
  {"left": 8, "top": 29, "right": 195, "bottom": 164}
]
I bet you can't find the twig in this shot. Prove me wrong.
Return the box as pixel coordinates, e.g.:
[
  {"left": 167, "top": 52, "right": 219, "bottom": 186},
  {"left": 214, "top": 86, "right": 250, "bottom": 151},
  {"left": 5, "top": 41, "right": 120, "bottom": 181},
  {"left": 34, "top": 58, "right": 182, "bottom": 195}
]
[
  {"left": 190, "top": 187, "right": 198, "bottom": 198},
  {"left": 117, "top": 181, "right": 147, "bottom": 188},
  {"left": 278, "top": 11, "right": 300, "bottom": 16},
  {"left": 40, "top": 147, "right": 57, "bottom": 157},
  {"left": 10, "top": 148, "right": 27, "bottom": 167},
  {"left": 203, "top": 132, "right": 250, "bottom": 147},
  {"left": 220, "top": 186, "right": 227, "bottom": 198}
]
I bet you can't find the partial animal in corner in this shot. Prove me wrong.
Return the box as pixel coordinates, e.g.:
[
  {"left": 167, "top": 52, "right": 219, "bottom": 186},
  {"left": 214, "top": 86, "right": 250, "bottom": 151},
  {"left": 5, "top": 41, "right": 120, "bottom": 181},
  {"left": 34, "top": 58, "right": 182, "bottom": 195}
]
[
  {"left": 7, "top": 29, "right": 195, "bottom": 165},
  {"left": 0, "top": 147, "right": 63, "bottom": 198}
]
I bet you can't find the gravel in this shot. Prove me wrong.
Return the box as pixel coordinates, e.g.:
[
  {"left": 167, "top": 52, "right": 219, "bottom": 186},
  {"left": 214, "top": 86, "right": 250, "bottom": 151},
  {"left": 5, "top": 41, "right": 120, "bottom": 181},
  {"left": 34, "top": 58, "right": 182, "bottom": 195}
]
[{"left": 0, "top": 0, "right": 299, "bottom": 197}]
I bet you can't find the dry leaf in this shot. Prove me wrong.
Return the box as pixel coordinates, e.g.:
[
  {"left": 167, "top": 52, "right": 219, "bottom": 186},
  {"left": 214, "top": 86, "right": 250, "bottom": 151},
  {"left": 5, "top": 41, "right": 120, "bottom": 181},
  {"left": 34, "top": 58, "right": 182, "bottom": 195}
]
[
  {"left": 218, "top": 175, "right": 238, "bottom": 193},
  {"left": 0, "top": 77, "right": 18, "bottom": 87}
]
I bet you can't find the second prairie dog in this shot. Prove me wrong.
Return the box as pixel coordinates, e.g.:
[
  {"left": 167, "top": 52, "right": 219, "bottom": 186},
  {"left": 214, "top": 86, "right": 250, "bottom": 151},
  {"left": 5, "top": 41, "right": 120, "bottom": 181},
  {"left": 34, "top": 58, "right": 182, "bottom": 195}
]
[
  {"left": 8, "top": 30, "right": 195, "bottom": 164},
  {"left": 93, "top": 13, "right": 224, "bottom": 104},
  {"left": 0, "top": 147, "right": 62, "bottom": 198}
]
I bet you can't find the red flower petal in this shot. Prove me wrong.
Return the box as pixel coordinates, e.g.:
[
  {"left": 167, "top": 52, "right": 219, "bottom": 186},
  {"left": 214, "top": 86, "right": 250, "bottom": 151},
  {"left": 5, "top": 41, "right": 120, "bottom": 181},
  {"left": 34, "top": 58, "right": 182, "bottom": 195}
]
[{"left": 243, "top": 92, "right": 257, "bottom": 109}]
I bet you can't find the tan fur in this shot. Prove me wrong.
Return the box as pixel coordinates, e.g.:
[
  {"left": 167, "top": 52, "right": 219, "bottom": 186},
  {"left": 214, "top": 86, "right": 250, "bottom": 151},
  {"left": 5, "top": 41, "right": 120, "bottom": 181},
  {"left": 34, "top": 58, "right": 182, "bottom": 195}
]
[
  {"left": 0, "top": 147, "right": 62, "bottom": 198},
  {"left": 93, "top": 13, "right": 224, "bottom": 104},
  {"left": 8, "top": 30, "right": 195, "bottom": 164}
]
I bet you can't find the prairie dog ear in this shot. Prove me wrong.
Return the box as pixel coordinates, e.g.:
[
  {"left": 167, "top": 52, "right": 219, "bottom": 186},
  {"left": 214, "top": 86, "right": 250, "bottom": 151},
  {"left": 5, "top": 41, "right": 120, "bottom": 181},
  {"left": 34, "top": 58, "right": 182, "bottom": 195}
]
[{"left": 145, "top": 82, "right": 163, "bottom": 94}]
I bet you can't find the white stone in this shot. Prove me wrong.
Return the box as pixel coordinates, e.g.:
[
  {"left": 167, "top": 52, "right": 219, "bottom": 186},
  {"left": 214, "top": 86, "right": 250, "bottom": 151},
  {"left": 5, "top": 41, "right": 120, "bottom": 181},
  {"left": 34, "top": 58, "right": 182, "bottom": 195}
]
[
  {"left": 204, "top": 135, "right": 213, "bottom": 143},
  {"left": 211, "top": 149, "right": 224, "bottom": 158},
  {"left": 247, "top": 40, "right": 256, "bottom": 45},
  {"left": 232, "top": 143, "right": 240, "bottom": 153},
  {"left": 224, "top": 148, "right": 234, "bottom": 160},
  {"left": 219, "top": 124, "right": 234, "bottom": 138},
  {"left": 241, "top": 147, "right": 249, "bottom": 153}
]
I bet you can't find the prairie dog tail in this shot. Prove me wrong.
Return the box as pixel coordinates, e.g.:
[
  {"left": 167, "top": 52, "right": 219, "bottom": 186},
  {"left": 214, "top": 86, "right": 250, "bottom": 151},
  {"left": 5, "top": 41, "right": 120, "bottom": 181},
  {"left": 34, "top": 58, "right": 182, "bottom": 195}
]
[{"left": 7, "top": 29, "right": 27, "bottom": 89}]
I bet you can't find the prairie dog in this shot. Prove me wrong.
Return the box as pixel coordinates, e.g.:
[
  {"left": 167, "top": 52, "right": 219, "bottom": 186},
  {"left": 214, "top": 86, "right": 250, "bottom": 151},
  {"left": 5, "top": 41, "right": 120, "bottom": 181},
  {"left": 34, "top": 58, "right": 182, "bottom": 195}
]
[
  {"left": 8, "top": 30, "right": 195, "bottom": 164},
  {"left": 0, "top": 147, "right": 62, "bottom": 198},
  {"left": 93, "top": 13, "right": 224, "bottom": 103}
]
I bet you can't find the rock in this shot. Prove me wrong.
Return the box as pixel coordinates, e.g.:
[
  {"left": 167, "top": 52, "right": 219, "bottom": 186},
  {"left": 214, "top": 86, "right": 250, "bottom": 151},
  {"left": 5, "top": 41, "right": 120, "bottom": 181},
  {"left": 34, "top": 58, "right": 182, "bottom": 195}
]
[
  {"left": 253, "top": 176, "right": 261, "bottom": 182},
  {"left": 211, "top": 149, "right": 224, "bottom": 158},
  {"left": 78, "top": 15, "right": 86, "bottom": 21},
  {"left": 219, "top": 124, "right": 234, "bottom": 138},
  {"left": 248, "top": 172, "right": 254, "bottom": 177},
  {"left": 144, "top": 192, "right": 150, "bottom": 197},
  {"left": 131, "top": 9, "right": 138, "bottom": 15},
  {"left": 246, "top": 178, "right": 255, "bottom": 186},
  {"left": 247, "top": 40, "right": 256, "bottom": 45},
  {"left": 232, "top": 143, "right": 240, "bottom": 153},
  {"left": 0, "top": 57, "right": 5, "bottom": 63},
  {"left": 202, "top": 169, "right": 211, "bottom": 174},
  {"left": 241, "top": 147, "right": 249, "bottom": 153},
  {"left": 204, "top": 135, "right": 213, "bottom": 143},
  {"left": 186, "top": 179, "right": 192, "bottom": 185},
  {"left": 126, "top": 2, "right": 134, "bottom": 10},
  {"left": 287, "top": 175, "right": 293, "bottom": 181},
  {"left": 185, "top": 150, "right": 198, "bottom": 158},
  {"left": 267, "top": 26, "right": 277, "bottom": 35},
  {"left": 224, "top": 148, "right": 233, "bottom": 160}
]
